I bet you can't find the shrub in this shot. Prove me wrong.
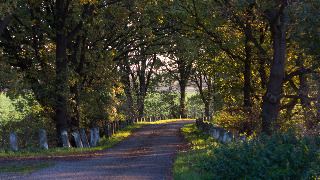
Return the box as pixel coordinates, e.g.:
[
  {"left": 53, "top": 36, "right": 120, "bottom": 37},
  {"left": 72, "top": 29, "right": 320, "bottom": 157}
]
[
  {"left": 177, "top": 124, "right": 320, "bottom": 180},
  {"left": 211, "top": 109, "right": 261, "bottom": 136}
]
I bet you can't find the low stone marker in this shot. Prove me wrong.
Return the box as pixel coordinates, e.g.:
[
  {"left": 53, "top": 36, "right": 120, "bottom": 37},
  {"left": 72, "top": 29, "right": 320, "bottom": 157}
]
[
  {"left": 105, "top": 124, "right": 111, "bottom": 138},
  {"left": 110, "top": 122, "right": 115, "bottom": 135},
  {"left": 226, "top": 131, "right": 234, "bottom": 142},
  {"left": 61, "top": 130, "right": 71, "bottom": 148},
  {"left": 10, "top": 132, "right": 18, "bottom": 151},
  {"left": 94, "top": 127, "right": 100, "bottom": 143},
  {"left": 234, "top": 133, "right": 240, "bottom": 142},
  {"left": 240, "top": 135, "right": 246, "bottom": 141},
  {"left": 73, "top": 130, "right": 83, "bottom": 148},
  {"left": 79, "top": 129, "right": 90, "bottom": 148},
  {"left": 39, "top": 130, "right": 48, "bottom": 149},
  {"left": 90, "top": 128, "right": 96, "bottom": 147},
  {"left": 195, "top": 118, "right": 247, "bottom": 143}
]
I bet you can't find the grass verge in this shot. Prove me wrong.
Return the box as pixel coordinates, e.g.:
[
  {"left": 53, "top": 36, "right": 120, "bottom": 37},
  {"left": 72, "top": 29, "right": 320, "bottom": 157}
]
[{"left": 173, "top": 123, "right": 216, "bottom": 180}]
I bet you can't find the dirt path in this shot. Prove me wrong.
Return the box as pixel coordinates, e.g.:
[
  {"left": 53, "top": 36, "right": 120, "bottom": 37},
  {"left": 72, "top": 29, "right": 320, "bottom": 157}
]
[{"left": 5, "top": 120, "right": 193, "bottom": 180}]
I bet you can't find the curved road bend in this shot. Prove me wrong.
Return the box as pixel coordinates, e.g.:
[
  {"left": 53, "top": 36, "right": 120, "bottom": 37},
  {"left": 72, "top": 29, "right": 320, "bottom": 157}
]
[{"left": 22, "top": 120, "right": 194, "bottom": 180}]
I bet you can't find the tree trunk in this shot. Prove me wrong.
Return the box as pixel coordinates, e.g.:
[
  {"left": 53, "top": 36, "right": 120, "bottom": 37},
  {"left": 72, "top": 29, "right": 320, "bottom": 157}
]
[
  {"left": 121, "top": 69, "right": 135, "bottom": 120},
  {"left": 137, "top": 63, "right": 147, "bottom": 118},
  {"left": 204, "top": 101, "right": 210, "bottom": 117},
  {"left": 295, "top": 57, "right": 314, "bottom": 130},
  {"left": 261, "top": 2, "right": 287, "bottom": 135},
  {"left": 55, "top": 35, "right": 69, "bottom": 139},
  {"left": 244, "top": 39, "right": 252, "bottom": 109},
  {"left": 54, "top": 0, "right": 69, "bottom": 143},
  {"left": 0, "top": 15, "right": 11, "bottom": 37},
  {"left": 137, "top": 96, "right": 145, "bottom": 118},
  {"left": 70, "top": 83, "right": 81, "bottom": 130},
  {"left": 179, "top": 80, "right": 187, "bottom": 118}
]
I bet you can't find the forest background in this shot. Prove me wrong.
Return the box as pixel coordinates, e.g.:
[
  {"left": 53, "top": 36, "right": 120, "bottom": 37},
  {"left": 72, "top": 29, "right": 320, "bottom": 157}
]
[{"left": 0, "top": 0, "right": 319, "bottom": 148}]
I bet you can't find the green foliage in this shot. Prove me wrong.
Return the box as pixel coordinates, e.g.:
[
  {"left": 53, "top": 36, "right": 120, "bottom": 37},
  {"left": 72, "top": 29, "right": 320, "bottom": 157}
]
[
  {"left": 175, "top": 124, "right": 320, "bottom": 180},
  {"left": 211, "top": 109, "right": 261, "bottom": 136},
  {"left": 0, "top": 93, "right": 54, "bottom": 149},
  {"left": 144, "top": 91, "right": 204, "bottom": 118}
]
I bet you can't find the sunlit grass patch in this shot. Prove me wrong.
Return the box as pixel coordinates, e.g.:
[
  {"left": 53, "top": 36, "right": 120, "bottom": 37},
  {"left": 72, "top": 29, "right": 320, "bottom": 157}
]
[
  {"left": 150, "top": 118, "right": 195, "bottom": 124},
  {"left": 174, "top": 123, "right": 217, "bottom": 179}
]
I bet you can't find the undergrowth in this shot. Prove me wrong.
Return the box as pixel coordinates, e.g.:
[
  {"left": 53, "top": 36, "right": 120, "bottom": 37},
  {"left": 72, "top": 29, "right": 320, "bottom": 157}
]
[{"left": 174, "top": 123, "right": 320, "bottom": 180}]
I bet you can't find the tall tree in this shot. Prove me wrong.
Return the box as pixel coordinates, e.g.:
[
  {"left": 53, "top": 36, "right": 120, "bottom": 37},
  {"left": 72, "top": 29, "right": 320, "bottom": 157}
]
[
  {"left": 261, "top": 0, "right": 288, "bottom": 135},
  {"left": 163, "top": 36, "right": 198, "bottom": 118}
]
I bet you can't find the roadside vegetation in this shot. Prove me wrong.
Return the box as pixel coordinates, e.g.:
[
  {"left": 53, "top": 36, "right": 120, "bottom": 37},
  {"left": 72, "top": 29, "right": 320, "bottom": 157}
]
[{"left": 174, "top": 123, "right": 320, "bottom": 179}]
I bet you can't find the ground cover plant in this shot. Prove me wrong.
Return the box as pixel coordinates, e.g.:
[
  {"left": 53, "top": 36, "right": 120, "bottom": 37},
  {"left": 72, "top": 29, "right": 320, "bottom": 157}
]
[{"left": 174, "top": 124, "right": 320, "bottom": 180}]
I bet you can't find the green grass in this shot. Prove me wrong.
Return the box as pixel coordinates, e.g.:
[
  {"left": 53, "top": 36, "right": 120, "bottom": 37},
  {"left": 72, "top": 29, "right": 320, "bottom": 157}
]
[
  {"left": 0, "top": 162, "right": 55, "bottom": 175},
  {"left": 173, "top": 123, "right": 217, "bottom": 180}
]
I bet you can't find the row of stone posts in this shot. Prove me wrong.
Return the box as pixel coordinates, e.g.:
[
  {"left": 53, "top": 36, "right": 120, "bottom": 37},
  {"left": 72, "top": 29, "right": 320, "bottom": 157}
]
[
  {"left": 9, "top": 115, "right": 193, "bottom": 151},
  {"left": 195, "top": 118, "right": 246, "bottom": 143},
  {"left": 9, "top": 119, "right": 136, "bottom": 151}
]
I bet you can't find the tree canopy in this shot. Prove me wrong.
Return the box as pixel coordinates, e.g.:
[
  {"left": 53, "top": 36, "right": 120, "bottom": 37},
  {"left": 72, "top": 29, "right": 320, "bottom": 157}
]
[{"left": 0, "top": 0, "right": 319, "bottom": 144}]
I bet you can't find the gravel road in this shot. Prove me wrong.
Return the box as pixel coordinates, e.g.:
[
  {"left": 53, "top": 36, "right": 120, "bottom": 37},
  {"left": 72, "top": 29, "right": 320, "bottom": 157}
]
[{"left": 16, "top": 120, "right": 194, "bottom": 180}]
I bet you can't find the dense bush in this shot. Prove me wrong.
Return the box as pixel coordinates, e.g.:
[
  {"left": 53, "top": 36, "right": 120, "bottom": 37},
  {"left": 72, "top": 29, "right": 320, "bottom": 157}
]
[
  {"left": 177, "top": 124, "right": 320, "bottom": 180},
  {"left": 0, "top": 93, "right": 55, "bottom": 149},
  {"left": 211, "top": 109, "right": 261, "bottom": 136}
]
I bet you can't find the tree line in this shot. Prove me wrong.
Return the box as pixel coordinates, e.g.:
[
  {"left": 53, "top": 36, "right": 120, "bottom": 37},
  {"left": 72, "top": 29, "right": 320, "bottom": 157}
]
[{"left": 0, "top": 0, "right": 319, "bottom": 145}]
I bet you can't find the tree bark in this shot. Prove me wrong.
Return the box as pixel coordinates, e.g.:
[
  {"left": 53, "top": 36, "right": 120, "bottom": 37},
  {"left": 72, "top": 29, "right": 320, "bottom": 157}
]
[
  {"left": 261, "top": 2, "right": 287, "bottom": 135},
  {"left": 54, "top": 0, "right": 70, "bottom": 142},
  {"left": 121, "top": 65, "right": 136, "bottom": 120},
  {"left": 0, "top": 15, "right": 11, "bottom": 37},
  {"left": 179, "top": 79, "right": 187, "bottom": 118},
  {"left": 70, "top": 83, "right": 81, "bottom": 130},
  {"left": 244, "top": 39, "right": 252, "bottom": 109}
]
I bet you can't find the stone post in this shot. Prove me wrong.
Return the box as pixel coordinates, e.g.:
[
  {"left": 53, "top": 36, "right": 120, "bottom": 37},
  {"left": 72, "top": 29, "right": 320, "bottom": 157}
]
[
  {"left": 105, "top": 124, "right": 111, "bottom": 138},
  {"left": 90, "top": 128, "right": 96, "bottom": 147},
  {"left": 234, "top": 134, "right": 240, "bottom": 142},
  {"left": 217, "top": 127, "right": 225, "bottom": 141},
  {"left": 240, "top": 135, "right": 246, "bottom": 141},
  {"left": 39, "top": 130, "right": 48, "bottom": 149},
  {"left": 73, "top": 130, "right": 83, "bottom": 148},
  {"left": 94, "top": 127, "right": 100, "bottom": 143},
  {"left": 226, "top": 131, "right": 233, "bottom": 142},
  {"left": 80, "top": 129, "right": 90, "bottom": 148},
  {"left": 61, "top": 130, "right": 71, "bottom": 148},
  {"left": 10, "top": 132, "right": 18, "bottom": 151},
  {"left": 110, "top": 122, "right": 115, "bottom": 135}
]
